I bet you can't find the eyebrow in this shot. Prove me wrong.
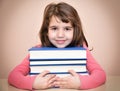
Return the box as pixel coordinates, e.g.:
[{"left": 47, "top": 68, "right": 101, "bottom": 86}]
[
  {"left": 64, "top": 26, "right": 73, "bottom": 28},
  {"left": 49, "top": 26, "right": 57, "bottom": 28},
  {"left": 49, "top": 26, "right": 73, "bottom": 28}
]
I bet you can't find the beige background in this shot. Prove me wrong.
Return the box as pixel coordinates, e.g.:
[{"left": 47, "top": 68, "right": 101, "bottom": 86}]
[{"left": 0, "top": 0, "right": 120, "bottom": 78}]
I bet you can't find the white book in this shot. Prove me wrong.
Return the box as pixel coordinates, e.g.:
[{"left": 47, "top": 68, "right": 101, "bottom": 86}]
[
  {"left": 30, "top": 65, "right": 87, "bottom": 74},
  {"left": 29, "top": 47, "right": 86, "bottom": 60},
  {"left": 30, "top": 60, "right": 87, "bottom": 66}
]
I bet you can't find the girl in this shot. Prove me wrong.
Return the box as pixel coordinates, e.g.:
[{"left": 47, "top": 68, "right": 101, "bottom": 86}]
[{"left": 8, "top": 2, "right": 106, "bottom": 90}]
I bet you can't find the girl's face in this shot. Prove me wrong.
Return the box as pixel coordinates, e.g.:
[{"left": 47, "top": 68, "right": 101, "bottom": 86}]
[{"left": 48, "top": 16, "right": 74, "bottom": 48}]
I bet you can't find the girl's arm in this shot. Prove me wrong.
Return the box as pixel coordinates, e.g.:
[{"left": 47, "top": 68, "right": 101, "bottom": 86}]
[
  {"left": 79, "top": 48, "right": 106, "bottom": 89},
  {"left": 8, "top": 54, "right": 36, "bottom": 90}
]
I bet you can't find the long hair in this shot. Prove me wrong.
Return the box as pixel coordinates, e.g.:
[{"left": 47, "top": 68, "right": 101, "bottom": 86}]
[{"left": 39, "top": 2, "right": 88, "bottom": 47}]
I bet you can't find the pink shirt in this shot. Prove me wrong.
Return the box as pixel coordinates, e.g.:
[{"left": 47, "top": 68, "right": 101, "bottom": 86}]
[{"left": 8, "top": 46, "right": 106, "bottom": 90}]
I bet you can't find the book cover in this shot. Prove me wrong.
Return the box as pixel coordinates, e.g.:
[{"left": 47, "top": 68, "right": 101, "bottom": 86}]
[
  {"left": 30, "top": 59, "right": 86, "bottom": 66},
  {"left": 29, "top": 47, "right": 87, "bottom": 60},
  {"left": 30, "top": 64, "right": 87, "bottom": 74}
]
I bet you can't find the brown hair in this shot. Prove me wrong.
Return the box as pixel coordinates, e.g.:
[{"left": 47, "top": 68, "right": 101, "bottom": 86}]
[{"left": 39, "top": 2, "right": 88, "bottom": 47}]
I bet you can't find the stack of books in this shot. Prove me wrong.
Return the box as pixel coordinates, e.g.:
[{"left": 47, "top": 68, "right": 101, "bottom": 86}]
[{"left": 29, "top": 47, "right": 88, "bottom": 77}]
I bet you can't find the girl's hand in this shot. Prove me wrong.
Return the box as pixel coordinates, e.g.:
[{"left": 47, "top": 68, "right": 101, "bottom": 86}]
[
  {"left": 33, "top": 70, "right": 57, "bottom": 90},
  {"left": 54, "top": 70, "right": 81, "bottom": 89}
]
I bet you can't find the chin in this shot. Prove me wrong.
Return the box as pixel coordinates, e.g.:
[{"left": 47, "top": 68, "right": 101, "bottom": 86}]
[{"left": 55, "top": 45, "right": 68, "bottom": 48}]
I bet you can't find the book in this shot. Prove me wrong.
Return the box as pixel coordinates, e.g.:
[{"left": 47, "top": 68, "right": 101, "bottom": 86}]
[
  {"left": 29, "top": 47, "right": 88, "bottom": 76},
  {"left": 30, "top": 64, "right": 87, "bottom": 73},
  {"left": 30, "top": 72, "right": 88, "bottom": 77},
  {"left": 30, "top": 64, "right": 88, "bottom": 77},
  {"left": 29, "top": 47, "right": 86, "bottom": 60},
  {"left": 30, "top": 59, "right": 86, "bottom": 66}
]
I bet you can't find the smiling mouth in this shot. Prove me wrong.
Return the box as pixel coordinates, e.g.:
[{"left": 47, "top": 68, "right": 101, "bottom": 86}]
[{"left": 56, "top": 40, "right": 66, "bottom": 44}]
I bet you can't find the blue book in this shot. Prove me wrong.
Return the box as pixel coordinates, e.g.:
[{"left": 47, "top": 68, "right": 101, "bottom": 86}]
[{"left": 29, "top": 47, "right": 87, "bottom": 60}]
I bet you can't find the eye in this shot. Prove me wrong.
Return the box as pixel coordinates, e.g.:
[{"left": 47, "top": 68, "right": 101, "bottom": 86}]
[
  {"left": 64, "top": 27, "right": 72, "bottom": 31},
  {"left": 52, "top": 27, "right": 57, "bottom": 30},
  {"left": 49, "top": 26, "right": 58, "bottom": 31}
]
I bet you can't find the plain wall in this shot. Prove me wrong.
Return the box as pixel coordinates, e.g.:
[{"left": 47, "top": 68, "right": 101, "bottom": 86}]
[{"left": 0, "top": 0, "right": 120, "bottom": 78}]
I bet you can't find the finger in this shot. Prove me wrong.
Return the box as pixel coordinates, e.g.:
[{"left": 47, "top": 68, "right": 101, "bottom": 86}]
[
  {"left": 47, "top": 76, "right": 60, "bottom": 88},
  {"left": 39, "top": 70, "right": 50, "bottom": 77},
  {"left": 55, "top": 77, "right": 68, "bottom": 82},
  {"left": 59, "top": 85, "right": 68, "bottom": 89},
  {"left": 55, "top": 79, "right": 67, "bottom": 85},
  {"left": 47, "top": 82, "right": 55, "bottom": 88},
  {"left": 68, "top": 69, "right": 78, "bottom": 77},
  {"left": 47, "top": 75, "right": 58, "bottom": 84},
  {"left": 54, "top": 81, "right": 67, "bottom": 89}
]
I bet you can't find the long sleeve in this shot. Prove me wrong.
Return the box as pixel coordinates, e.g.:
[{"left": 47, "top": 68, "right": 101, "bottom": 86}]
[
  {"left": 79, "top": 48, "right": 106, "bottom": 89},
  {"left": 8, "top": 54, "right": 36, "bottom": 90}
]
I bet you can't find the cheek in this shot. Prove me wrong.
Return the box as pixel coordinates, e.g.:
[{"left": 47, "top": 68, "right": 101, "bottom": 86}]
[
  {"left": 67, "top": 32, "right": 73, "bottom": 39},
  {"left": 47, "top": 31, "right": 55, "bottom": 39}
]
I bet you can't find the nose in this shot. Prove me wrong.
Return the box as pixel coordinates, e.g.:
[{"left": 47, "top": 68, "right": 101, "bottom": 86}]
[{"left": 57, "top": 29, "right": 65, "bottom": 38}]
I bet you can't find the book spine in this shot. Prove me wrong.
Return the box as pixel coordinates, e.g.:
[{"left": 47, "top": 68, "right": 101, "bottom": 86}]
[
  {"left": 29, "top": 47, "right": 86, "bottom": 51},
  {"left": 29, "top": 47, "right": 86, "bottom": 60},
  {"left": 30, "top": 60, "right": 87, "bottom": 66},
  {"left": 30, "top": 65, "right": 87, "bottom": 73},
  {"left": 30, "top": 71, "right": 89, "bottom": 76},
  {"left": 30, "top": 63, "right": 86, "bottom": 66},
  {"left": 29, "top": 58, "right": 87, "bottom": 61}
]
